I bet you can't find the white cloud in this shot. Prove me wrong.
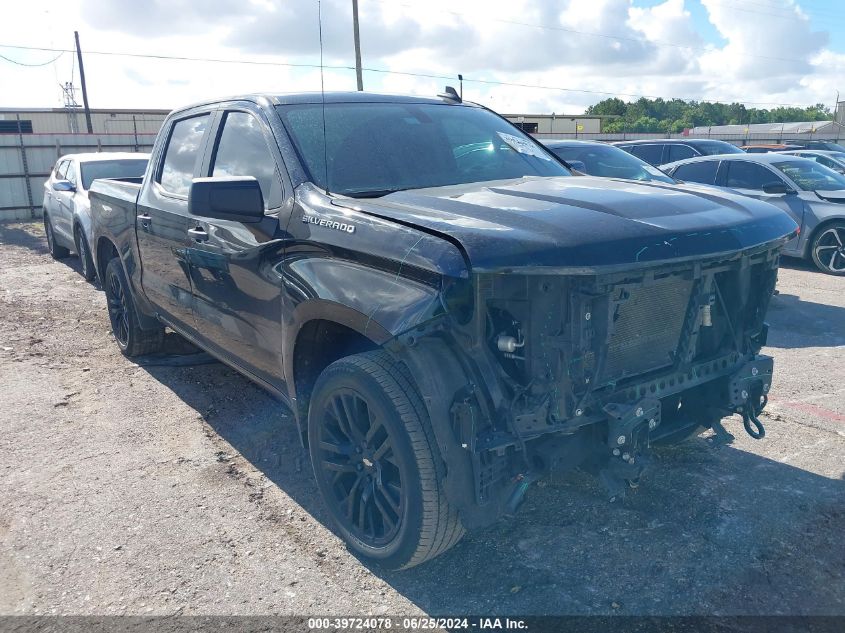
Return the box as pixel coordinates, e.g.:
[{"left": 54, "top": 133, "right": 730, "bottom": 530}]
[{"left": 0, "top": 0, "right": 841, "bottom": 113}]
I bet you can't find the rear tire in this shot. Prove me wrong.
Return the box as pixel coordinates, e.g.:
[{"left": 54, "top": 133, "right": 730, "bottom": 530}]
[
  {"left": 74, "top": 227, "right": 96, "bottom": 282},
  {"left": 44, "top": 216, "right": 69, "bottom": 259},
  {"left": 810, "top": 220, "right": 845, "bottom": 276},
  {"left": 308, "top": 350, "right": 464, "bottom": 570},
  {"left": 104, "top": 257, "right": 164, "bottom": 357}
]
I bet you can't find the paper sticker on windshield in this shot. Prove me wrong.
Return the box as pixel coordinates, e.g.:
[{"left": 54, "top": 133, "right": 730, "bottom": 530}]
[{"left": 497, "top": 132, "right": 552, "bottom": 161}]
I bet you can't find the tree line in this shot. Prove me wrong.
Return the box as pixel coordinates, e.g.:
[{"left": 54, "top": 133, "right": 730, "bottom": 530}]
[{"left": 584, "top": 97, "right": 831, "bottom": 133}]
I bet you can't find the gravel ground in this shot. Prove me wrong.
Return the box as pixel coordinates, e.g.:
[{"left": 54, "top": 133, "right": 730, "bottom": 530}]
[{"left": 0, "top": 221, "right": 843, "bottom": 617}]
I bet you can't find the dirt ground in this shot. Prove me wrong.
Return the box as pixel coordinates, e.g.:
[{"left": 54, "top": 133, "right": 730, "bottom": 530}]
[{"left": 0, "top": 221, "right": 843, "bottom": 617}]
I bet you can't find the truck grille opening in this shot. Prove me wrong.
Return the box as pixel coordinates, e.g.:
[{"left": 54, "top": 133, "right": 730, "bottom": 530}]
[{"left": 600, "top": 276, "right": 693, "bottom": 384}]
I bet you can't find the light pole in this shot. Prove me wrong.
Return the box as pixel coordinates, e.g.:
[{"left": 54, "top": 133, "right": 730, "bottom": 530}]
[{"left": 352, "top": 0, "right": 363, "bottom": 91}]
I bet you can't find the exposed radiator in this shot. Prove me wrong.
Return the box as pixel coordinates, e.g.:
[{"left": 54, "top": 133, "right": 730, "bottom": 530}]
[{"left": 600, "top": 276, "right": 693, "bottom": 384}]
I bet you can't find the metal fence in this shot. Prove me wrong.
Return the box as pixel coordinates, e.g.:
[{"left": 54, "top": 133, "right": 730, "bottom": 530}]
[
  {"left": 0, "top": 130, "right": 156, "bottom": 222},
  {"left": 2, "top": 127, "right": 843, "bottom": 222}
]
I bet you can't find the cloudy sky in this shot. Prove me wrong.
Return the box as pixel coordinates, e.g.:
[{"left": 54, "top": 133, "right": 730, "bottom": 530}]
[{"left": 1, "top": 0, "right": 843, "bottom": 114}]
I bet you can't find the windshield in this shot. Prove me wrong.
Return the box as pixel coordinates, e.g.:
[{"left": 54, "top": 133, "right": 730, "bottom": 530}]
[
  {"left": 772, "top": 160, "right": 845, "bottom": 191},
  {"left": 80, "top": 159, "right": 148, "bottom": 190},
  {"left": 695, "top": 140, "right": 745, "bottom": 156},
  {"left": 549, "top": 143, "right": 674, "bottom": 183},
  {"left": 277, "top": 103, "right": 569, "bottom": 197}
]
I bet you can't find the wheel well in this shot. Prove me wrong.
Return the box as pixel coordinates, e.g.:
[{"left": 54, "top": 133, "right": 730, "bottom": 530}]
[
  {"left": 293, "top": 319, "right": 379, "bottom": 432},
  {"left": 96, "top": 238, "right": 119, "bottom": 279}
]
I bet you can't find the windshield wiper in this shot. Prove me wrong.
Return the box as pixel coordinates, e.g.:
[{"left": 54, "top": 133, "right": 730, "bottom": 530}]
[{"left": 343, "top": 187, "right": 414, "bottom": 199}]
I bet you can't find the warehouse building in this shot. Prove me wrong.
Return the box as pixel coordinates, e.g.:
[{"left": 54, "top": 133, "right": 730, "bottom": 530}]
[
  {"left": 503, "top": 113, "right": 604, "bottom": 135},
  {"left": 0, "top": 107, "right": 169, "bottom": 135}
]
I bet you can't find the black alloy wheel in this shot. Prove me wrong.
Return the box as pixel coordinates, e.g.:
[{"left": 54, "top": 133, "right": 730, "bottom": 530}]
[
  {"left": 103, "top": 257, "right": 164, "bottom": 356},
  {"left": 106, "top": 264, "right": 131, "bottom": 348},
  {"left": 315, "top": 388, "right": 404, "bottom": 547},
  {"left": 308, "top": 351, "right": 464, "bottom": 569}
]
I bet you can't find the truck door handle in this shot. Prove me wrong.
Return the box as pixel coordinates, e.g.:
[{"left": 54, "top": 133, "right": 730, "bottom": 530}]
[
  {"left": 188, "top": 226, "right": 209, "bottom": 242},
  {"left": 137, "top": 213, "right": 152, "bottom": 229}
]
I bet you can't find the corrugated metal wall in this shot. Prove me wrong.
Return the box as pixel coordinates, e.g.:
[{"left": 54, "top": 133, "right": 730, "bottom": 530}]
[
  {"left": 0, "top": 109, "right": 168, "bottom": 135},
  {"left": 0, "top": 133, "right": 155, "bottom": 221}
]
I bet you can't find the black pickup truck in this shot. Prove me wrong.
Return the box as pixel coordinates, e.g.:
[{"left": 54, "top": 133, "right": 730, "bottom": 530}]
[{"left": 89, "top": 92, "right": 796, "bottom": 569}]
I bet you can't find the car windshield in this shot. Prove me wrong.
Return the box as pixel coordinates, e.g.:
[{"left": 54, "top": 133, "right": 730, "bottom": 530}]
[
  {"left": 80, "top": 159, "right": 148, "bottom": 190},
  {"left": 694, "top": 141, "right": 745, "bottom": 156},
  {"left": 772, "top": 160, "right": 845, "bottom": 191},
  {"left": 549, "top": 144, "right": 674, "bottom": 183},
  {"left": 276, "top": 102, "right": 570, "bottom": 197}
]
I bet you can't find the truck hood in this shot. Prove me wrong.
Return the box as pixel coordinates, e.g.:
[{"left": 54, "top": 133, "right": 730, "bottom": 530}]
[{"left": 333, "top": 176, "right": 798, "bottom": 272}]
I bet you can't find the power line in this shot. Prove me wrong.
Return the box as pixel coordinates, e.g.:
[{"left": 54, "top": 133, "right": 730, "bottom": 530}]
[
  {"left": 0, "top": 50, "right": 64, "bottom": 66},
  {"left": 0, "top": 42, "right": 822, "bottom": 108}
]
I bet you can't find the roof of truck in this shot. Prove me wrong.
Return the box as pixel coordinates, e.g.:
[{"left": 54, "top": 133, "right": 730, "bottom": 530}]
[{"left": 168, "top": 92, "right": 474, "bottom": 116}]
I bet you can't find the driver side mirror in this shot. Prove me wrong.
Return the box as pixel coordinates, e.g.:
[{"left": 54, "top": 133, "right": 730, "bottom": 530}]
[
  {"left": 762, "top": 182, "right": 793, "bottom": 195},
  {"left": 188, "top": 177, "right": 264, "bottom": 223},
  {"left": 52, "top": 180, "right": 75, "bottom": 192}
]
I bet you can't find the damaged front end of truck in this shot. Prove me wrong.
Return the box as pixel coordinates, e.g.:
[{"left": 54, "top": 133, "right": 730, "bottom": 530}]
[{"left": 388, "top": 239, "right": 786, "bottom": 528}]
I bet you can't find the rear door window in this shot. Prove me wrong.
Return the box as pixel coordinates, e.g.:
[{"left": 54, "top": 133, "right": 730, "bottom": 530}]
[
  {"left": 210, "top": 111, "right": 282, "bottom": 209},
  {"left": 668, "top": 144, "right": 697, "bottom": 162},
  {"left": 159, "top": 114, "right": 210, "bottom": 196},
  {"left": 629, "top": 144, "right": 664, "bottom": 165},
  {"left": 725, "top": 161, "right": 780, "bottom": 190},
  {"left": 673, "top": 161, "right": 720, "bottom": 185}
]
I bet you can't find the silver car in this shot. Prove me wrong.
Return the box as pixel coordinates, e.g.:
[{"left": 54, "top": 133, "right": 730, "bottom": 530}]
[
  {"left": 661, "top": 153, "right": 845, "bottom": 275},
  {"left": 780, "top": 149, "right": 845, "bottom": 175},
  {"left": 43, "top": 153, "right": 149, "bottom": 281}
]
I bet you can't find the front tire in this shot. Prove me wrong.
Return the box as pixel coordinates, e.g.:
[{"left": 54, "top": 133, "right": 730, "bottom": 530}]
[
  {"left": 74, "top": 228, "right": 96, "bottom": 282},
  {"left": 307, "top": 350, "right": 464, "bottom": 570},
  {"left": 811, "top": 221, "right": 845, "bottom": 275},
  {"left": 44, "top": 215, "right": 69, "bottom": 259},
  {"left": 103, "top": 257, "right": 164, "bottom": 357}
]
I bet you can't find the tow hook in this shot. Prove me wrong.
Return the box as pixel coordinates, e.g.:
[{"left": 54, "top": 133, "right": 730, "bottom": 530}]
[
  {"left": 740, "top": 395, "right": 767, "bottom": 439},
  {"left": 728, "top": 357, "right": 773, "bottom": 440}
]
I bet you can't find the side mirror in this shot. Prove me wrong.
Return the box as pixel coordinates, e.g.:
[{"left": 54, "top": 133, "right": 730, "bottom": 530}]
[
  {"left": 52, "top": 180, "right": 75, "bottom": 192},
  {"left": 567, "top": 160, "right": 587, "bottom": 173},
  {"left": 762, "top": 182, "right": 791, "bottom": 195},
  {"left": 188, "top": 177, "right": 264, "bottom": 223}
]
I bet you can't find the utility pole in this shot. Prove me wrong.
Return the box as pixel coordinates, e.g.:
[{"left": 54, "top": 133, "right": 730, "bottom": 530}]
[
  {"left": 352, "top": 0, "right": 363, "bottom": 91},
  {"left": 74, "top": 31, "right": 93, "bottom": 134}
]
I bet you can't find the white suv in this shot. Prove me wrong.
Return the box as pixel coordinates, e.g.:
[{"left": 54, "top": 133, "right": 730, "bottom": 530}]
[{"left": 43, "top": 153, "right": 149, "bottom": 281}]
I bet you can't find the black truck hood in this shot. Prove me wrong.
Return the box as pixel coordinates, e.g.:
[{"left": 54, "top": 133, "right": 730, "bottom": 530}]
[{"left": 334, "top": 176, "right": 798, "bottom": 272}]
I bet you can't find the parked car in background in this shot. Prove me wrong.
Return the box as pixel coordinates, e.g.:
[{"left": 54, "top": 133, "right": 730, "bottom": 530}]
[
  {"left": 43, "top": 153, "right": 149, "bottom": 281},
  {"left": 661, "top": 153, "right": 845, "bottom": 275},
  {"left": 781, "top": 149, "right": 845, "bottom": 174},
  {"left": 613, "top": 138, "right": 744, "bottom": 166},
  {"left": 542, "top": 140, "right": 675, "bottom": 183},
  {"left": 783, "top": 140, "right": 845, "bottom": 152},
  {"left": 740, "top": 144, "right": 802, "bottom": 153}
]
